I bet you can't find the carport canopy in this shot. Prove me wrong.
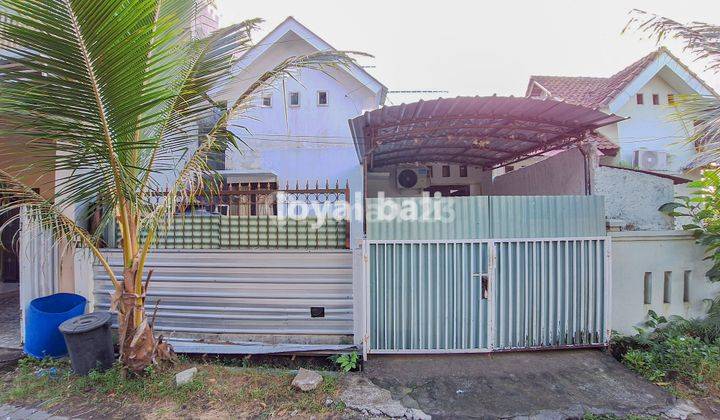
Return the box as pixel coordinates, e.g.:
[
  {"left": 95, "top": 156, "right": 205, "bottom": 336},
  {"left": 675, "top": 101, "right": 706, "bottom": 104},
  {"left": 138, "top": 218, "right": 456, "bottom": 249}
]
[{"left": 349, "top": 96, "right": 626, "bottom": 170}]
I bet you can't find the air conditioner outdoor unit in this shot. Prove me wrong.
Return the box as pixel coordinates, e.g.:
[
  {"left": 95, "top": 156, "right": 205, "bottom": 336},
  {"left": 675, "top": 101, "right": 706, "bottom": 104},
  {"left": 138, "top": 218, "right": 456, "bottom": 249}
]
[
  {"left": 396, "top": 166, "right": 431, "bottom": 190},
  {"left": 634, "top": 149, "right": 669, "bottom": 171}
]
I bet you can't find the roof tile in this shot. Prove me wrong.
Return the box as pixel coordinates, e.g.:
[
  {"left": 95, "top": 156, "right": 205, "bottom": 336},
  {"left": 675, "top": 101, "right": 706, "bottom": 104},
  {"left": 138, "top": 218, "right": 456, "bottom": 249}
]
[{"left": 529, "top": 49, "right": 660, "bottom": 109}]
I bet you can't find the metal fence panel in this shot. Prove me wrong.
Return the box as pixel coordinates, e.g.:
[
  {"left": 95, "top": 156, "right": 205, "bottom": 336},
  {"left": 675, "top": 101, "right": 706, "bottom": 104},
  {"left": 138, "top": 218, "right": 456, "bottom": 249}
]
[
  {"left": 366, "top": 195, "right": 605, "bottom": 240},
  {"left": 367, "top": 241, "right": 491, "bottom": 352},
  {"left": 366, "top": 196, "right": 491, "bottom": 240},
  {"left": 492, "top": 238, "right": 609, "bottom": 350},
  {"left": 365, "top": 237, "right": 610, "bottom": 354},
  {"left": 93, "top": 250, "right": 354, "bottom": 340},
  {"left": 490, "top": 196, "right": 605, "bottom": 238}
]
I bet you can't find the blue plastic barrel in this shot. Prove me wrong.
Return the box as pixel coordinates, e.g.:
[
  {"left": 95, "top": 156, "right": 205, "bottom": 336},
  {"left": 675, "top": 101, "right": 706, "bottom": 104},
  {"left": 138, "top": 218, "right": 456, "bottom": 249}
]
[{"left": 24, "top": 293, "right": 87, "bottom": 358}]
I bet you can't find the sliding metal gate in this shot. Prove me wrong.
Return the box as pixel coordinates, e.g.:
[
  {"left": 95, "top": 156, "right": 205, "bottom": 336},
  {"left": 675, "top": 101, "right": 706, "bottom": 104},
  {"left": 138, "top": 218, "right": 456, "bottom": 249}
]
[{"left": 364, "top": 237, "right": 610, "bottom": 354}]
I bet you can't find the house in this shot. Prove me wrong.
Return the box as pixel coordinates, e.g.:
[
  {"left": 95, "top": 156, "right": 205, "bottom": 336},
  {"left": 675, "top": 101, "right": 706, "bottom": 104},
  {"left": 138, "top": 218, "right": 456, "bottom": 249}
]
[
  {"left": 525, "top": 47, "right": 719, "bottom": 175},
  {"left": 9, "top": 15, "right": 720, "bottom": 356}
]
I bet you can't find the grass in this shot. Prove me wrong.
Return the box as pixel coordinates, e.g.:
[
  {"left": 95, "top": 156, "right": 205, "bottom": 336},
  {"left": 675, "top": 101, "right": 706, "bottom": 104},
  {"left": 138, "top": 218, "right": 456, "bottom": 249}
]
[{"left": 0, "top": 356, "right": 345, "bottom": 418}]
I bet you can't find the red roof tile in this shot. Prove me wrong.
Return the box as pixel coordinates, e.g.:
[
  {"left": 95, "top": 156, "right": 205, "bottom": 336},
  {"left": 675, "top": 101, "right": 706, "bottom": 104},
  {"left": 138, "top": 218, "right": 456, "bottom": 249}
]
[
  {"left": 526, "top": 48, "right": 677, "bottom": 153},
  {"left": 587, "top": 131, "right": 618, "bottom": 154},
  {"left": 528, "top": 49, "right": 660, "bottom": 108}
]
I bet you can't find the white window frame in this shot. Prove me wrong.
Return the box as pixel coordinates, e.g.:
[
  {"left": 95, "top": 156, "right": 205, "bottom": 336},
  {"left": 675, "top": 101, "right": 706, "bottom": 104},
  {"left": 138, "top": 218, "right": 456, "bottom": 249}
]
[
  {"left": 289, "top": 91, "right": 300, "bottom": 107},
  {"left": 317, "top": 90, "right": 329, "bottom": 106},
  {"left": 261, "top": 94, "right": 272, "bottom": 108}
]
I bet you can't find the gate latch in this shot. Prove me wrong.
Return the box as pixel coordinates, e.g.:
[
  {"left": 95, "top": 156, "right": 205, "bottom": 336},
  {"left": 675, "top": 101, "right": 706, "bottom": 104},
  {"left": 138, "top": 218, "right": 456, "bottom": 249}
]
[
  {"left": 473, "top": 273, "right": 489, "bottom": 300},
  {"left": 481, "top": 275, "right": 489, "bottom": 299}
]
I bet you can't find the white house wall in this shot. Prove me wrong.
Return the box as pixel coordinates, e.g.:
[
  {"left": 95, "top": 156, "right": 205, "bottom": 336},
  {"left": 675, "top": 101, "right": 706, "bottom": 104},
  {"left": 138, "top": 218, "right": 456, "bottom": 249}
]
[{"left": 612, "top": 73, "right": 696, "bottom": 172}]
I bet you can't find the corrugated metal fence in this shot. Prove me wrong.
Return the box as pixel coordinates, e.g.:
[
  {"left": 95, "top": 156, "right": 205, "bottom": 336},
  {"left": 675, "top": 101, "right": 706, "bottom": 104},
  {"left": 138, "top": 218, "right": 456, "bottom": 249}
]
[
  {"left": 94, "top": 249, "right": 354, "bottom": 343},
  {"left": 366, "top": 195, "right": 605, "bottom": 240}
]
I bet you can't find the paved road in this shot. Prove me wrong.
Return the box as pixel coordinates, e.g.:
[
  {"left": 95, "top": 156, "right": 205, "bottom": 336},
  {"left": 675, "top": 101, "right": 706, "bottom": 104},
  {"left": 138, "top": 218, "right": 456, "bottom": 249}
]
[
  {"left": 364, "top": 349, "right": 696, "bottom": 419},
  {"left": 0, "top": 404, "right": 71, "bottom": 420},
  {"left": 0, "top": 292, "right": 20, "bottom": 349}
]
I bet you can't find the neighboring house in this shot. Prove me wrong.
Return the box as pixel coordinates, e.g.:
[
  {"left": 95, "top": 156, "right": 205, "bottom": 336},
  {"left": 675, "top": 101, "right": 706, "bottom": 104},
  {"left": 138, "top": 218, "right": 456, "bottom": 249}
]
[
  {"left": 211, "top": 16, "right": 387, "bottom": 244},
  {"left": 526, "top": 47, "right": 719, "bottom": 175}
]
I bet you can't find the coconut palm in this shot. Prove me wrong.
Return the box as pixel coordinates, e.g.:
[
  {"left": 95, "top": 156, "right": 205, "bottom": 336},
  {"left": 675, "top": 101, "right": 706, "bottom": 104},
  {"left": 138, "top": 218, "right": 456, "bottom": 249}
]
[
  {"left": 625, "top": 9, "right": 720, "bottom": 167},
  {"left": 0, "top": 0, "right": 351, "bottom": 372}
]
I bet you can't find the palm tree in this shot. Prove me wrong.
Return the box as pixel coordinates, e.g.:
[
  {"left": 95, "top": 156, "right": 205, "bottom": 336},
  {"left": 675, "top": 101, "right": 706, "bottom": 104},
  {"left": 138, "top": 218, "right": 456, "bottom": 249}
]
[
  {"left": 0, "top": 0, "right": 351, "bottom": 372},
  {"left": 625, "top": 9, "right": 720, "bottom": 167}
]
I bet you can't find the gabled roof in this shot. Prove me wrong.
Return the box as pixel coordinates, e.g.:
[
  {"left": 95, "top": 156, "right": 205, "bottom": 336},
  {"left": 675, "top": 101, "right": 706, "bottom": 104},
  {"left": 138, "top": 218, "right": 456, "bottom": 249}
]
[
  {"left": 526, "top": 47, "right": 719, "bottom": 109},
  {"left": 231, "top": 16, "right": 387, "bottom": 104}
]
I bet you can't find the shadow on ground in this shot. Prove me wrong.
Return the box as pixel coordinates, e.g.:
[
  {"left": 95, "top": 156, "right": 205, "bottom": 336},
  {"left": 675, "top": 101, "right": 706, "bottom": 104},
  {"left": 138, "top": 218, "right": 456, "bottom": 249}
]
[{"left": 364, "top": 349, "right": 684, "bottom": 419}]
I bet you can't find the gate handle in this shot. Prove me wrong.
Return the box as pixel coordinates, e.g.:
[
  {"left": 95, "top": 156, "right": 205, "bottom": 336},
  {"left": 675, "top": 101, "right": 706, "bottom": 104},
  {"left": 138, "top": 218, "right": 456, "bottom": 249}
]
[
  {"left": 473, "top": 273, "right": 489, "bottom": 300},
  {"left": 481, "top": 275, "right": 489, "bottom": 300}
]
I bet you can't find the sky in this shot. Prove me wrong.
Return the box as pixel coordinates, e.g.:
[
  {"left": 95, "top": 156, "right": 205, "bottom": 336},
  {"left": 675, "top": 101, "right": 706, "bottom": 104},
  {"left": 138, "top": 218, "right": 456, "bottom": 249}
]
[{"left": 217, "top": 1, "right": 720, "bottom": 104}]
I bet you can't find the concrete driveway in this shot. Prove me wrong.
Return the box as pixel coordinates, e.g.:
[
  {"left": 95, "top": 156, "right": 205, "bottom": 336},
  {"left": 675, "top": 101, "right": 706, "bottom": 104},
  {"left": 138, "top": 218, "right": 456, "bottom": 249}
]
[{"left": 363, "top": 350, "right": 697, "bottom": 419}]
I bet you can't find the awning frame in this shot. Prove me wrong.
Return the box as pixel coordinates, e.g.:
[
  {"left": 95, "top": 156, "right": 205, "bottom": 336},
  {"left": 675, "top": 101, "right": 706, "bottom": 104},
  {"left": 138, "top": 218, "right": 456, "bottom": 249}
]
[{"left": 349, "top": 96, "right": 626, "bottom": 170}]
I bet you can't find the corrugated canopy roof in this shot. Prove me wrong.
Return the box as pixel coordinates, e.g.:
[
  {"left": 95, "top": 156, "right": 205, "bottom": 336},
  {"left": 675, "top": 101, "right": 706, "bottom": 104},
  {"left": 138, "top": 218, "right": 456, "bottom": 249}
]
[{"left": 349, "top": 96, "right": 625, "bottom": 169}]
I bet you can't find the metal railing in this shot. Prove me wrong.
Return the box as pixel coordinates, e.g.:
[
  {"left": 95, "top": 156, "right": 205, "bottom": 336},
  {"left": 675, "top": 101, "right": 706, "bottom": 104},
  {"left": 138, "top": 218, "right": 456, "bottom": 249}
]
[{"left": 98, "top": 181, "right": 351, "bottom": 250}]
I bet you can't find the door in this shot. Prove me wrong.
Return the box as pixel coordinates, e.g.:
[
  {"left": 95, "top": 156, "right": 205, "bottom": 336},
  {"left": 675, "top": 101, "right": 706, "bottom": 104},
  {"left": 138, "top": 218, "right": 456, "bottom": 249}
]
[{"left": 366, "top": 241, "right": 492, "bottom": 353}]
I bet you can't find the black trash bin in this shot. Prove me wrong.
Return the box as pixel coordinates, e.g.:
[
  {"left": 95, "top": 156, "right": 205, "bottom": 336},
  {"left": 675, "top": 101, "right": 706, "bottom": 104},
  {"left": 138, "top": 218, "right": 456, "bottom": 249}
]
[{"left": 59, "top": 312, "right": 115, "bottom": 375}]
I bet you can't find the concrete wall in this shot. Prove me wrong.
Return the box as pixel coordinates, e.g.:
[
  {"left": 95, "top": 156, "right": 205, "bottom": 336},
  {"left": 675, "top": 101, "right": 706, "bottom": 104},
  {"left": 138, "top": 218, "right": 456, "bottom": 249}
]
[
  {"left": 594, "top": 166, "right": 675, "bottom": 230},
  {"left": 490, "top": 147, "right": 586, "bottom": 196},
  {"left": 611, "top": 231, "right": 720, "bottom": 335}
]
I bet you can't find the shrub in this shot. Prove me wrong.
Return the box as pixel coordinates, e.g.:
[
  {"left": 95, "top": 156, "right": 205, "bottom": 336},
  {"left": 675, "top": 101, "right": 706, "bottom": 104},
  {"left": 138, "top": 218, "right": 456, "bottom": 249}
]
[{"left": 617, "top": 311, "right": 720, "bottom": 385}]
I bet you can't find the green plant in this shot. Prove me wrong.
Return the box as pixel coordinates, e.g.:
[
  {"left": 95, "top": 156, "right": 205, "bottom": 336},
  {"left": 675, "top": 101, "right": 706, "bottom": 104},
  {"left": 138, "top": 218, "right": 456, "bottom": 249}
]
[
  {"left": 329, "top": 352, "right": 360, "bottom": 372},
  {"left": 660, "top": 171, "right": 720, "bottom": 285},
  {"left": 616, "top": 310, "right": 720, "bottom": 387},
  {"left": 0, "top": 0, "right": 350, "bottom": 373}
]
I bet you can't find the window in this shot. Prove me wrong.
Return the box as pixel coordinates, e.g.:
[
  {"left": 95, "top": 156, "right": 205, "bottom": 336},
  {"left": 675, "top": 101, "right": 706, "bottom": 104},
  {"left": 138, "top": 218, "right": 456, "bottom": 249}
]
[
  {"left": 317, "top": 91, "right": 328, "bottom": 106},
  {"left": 427, "top": 165, "right": 434, "bottom": 177},
  {"left": 459, "top": 165, "right": 468, "bottom": 177},
  {"left": 261, "top": 94, "right": 272, "bottom": 108},
  {"left": 441, "top": 165, "right": 451, "bottom": 177},
  {"left": 683, "top": 270, "right": 691, "bottom": 303},
  {"left": 668, "top": 94, "right": 675, "bottom": 105},
  {"left": 663, "top": 271, "right": 672, "bottom": 303},
  {"left": 652, "top": 94, "right": 660, "bottom": 105},
  {"left": 643, "top": 272, "right": 652, "bottom": 304},
  {"left": 636, "top": 93, "right": 644, "bottom": 105},
  {"left": 289, "top": 92, "right": 300, "bottom": 107}
]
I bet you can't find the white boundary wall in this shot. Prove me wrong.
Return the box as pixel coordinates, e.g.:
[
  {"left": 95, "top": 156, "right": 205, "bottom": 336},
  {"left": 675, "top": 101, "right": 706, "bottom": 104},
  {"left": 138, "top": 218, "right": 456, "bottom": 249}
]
[{"left": 611, "top": 230, "right": 720, "bottom": 335}]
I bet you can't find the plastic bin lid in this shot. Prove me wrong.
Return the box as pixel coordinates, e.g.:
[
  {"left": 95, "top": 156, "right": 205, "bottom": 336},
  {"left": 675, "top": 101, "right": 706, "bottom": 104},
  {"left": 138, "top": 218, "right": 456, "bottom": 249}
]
[{"left": 59, "top": 312, "right": 112, "bottom": 334}]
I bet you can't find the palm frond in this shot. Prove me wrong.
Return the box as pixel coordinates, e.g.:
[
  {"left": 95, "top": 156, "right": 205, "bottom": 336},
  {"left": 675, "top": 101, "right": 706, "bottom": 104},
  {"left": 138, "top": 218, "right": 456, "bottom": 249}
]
[
  {"left": 0, "top": 169, "right": 120, "bottom": 287},
  {"left": 670, "top": 94, "right": 720, "bottom": 168},
  {"left": 625, "top": 10, "right": 720, "bottom": 73}
]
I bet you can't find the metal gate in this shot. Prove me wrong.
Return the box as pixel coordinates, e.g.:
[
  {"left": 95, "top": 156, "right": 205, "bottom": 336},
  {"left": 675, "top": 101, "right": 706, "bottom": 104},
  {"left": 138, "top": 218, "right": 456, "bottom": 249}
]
[{"left": 364, "top": 237, "right": 610, "bottom": 354}]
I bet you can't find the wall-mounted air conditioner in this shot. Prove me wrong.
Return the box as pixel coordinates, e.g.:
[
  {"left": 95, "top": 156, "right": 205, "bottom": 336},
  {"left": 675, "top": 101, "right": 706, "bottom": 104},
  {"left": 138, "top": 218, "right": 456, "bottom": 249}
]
[
  {"left": 396, "top": 166, "right": 431, "bottom": 190},
  {"left": 633, "top": 149, "right": 669, "bottom": 171}
]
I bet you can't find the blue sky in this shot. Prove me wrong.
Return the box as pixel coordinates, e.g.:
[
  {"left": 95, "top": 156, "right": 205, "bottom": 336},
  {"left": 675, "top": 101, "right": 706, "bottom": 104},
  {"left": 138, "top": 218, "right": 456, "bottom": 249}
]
[{"left": 218, "top": 0, "right": 720, "bottom": 103}]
